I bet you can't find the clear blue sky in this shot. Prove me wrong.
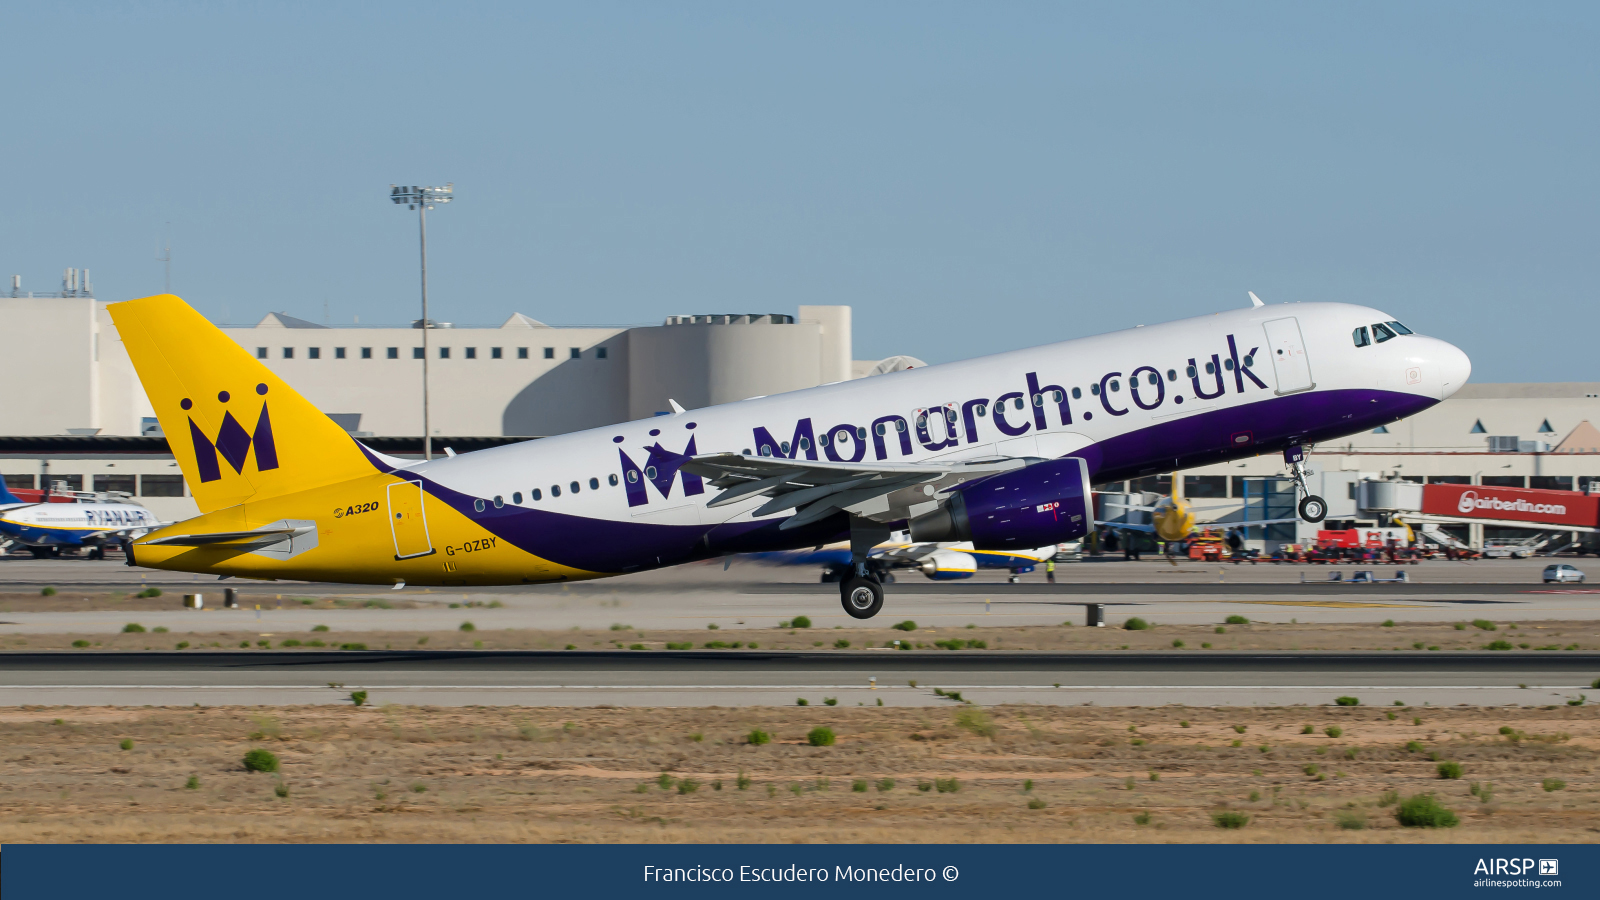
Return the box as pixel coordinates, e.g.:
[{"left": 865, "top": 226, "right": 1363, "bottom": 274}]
[{"left": 4, "top": 3, "right": 1595, "bottom": 381}]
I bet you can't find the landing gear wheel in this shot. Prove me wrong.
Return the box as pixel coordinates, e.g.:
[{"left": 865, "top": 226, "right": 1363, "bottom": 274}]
[
  {"left": 1299, "top": 495, "right": 1327, "bottom": 523},
  {"left": 840, "top": 576, "right": 884, "bottom": 619}
]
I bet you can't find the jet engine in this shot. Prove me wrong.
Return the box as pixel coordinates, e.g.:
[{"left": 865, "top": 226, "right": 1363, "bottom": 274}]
[
  {"left": 917, "top": 548, "right": 977, "bottom": 580},
  {"left": 908, "top": 458, "right": 1092, "bottom": 550}
]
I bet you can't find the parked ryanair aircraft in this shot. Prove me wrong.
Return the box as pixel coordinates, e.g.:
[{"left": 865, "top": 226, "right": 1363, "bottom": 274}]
[
  {"left": 114, "top": 293, "right": 1469, "bottom": 619},
  {"left": 0, "top": 481, "right": 160, "bottom": 558}
]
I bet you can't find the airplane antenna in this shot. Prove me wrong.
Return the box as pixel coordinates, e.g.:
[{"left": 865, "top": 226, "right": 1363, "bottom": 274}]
[{"left": 1247, "top": 291, "right": 1264, "bottom": 308}]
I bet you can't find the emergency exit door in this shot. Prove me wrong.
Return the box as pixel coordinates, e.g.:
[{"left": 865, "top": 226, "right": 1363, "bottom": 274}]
[
  {"left": 387, "top": 479, "right": 436, "bottom": 559},
  {"left": 1261, "top": 317, "right": 1315, "bottom": 395}
]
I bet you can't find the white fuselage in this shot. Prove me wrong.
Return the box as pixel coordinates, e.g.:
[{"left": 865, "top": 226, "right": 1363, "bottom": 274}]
[{"left": 357, "top": 301, "right": 1467, "bottom": 574}]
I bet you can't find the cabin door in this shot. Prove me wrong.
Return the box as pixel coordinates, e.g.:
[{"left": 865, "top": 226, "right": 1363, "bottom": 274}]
[
  {"left": 1261, "top": 317, "right": 1315, "bottom": 395},
  {"left": 386, "top": 479, "right": 436, "bottom": 559}
]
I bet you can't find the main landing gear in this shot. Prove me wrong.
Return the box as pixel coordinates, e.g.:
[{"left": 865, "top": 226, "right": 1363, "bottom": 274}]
[
  {"left": 841, "top": 575, "right": 884, "bottom": 619},
  {"left": 840, "top": 515, "right": 891, "bottom": 619},
  {"left": 1285, "top": 444, "right": 1327, "bottom": 524}
]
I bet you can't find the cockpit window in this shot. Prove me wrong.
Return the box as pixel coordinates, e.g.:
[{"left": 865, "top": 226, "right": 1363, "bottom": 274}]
[
  {"left": 1386, "top": 320, "right": 1413, "bottom": 335},
  {"left": 1371, "top": 322, "right": 1397, "bottom": 343},
  {"left": 1352, "top": 326, "right": 1371, "bottom": 348}
]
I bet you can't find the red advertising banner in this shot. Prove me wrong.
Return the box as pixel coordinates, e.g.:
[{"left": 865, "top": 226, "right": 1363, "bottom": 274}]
[{"left": 1421, "top": 484, "right": 1600, "bottom": 528}]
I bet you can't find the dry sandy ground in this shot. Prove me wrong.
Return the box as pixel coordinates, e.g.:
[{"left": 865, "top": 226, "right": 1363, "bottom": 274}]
[
  {"left": 8, "top": 617, "right": 1598, "bottom": 653},
  {"left": 0, "top": 591, "right": 426, "bottom": 613},
  {"left": 0, "top": 704, "right": 1595, "bottom": 843}
]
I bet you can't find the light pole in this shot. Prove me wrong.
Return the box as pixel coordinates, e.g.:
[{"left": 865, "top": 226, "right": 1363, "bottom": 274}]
[{"left": 389, "top": 183, "right": 453, "bottom": 460}]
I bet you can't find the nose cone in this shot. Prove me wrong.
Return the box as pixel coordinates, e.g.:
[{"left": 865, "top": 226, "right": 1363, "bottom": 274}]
[{"left": 1435, "top": 339, "right": 1472, "bottom": 399}]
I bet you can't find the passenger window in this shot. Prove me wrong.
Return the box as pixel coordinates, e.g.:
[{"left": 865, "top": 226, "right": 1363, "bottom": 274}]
[
  {"left": 1110, "top": 379, "right": 1120, "bottom": 392},
  {"left": 626, "top": 470, "right": 638, "bottom": 483},
  {"left": 1386, "top": 320, "right": 1413, "bottom": 335},
  {"left": 473, "top": 499, "right": 485, "bottom": 512},
  {"left": 589, "top": 477, "right": 599, "bottom": 490},
  {"left": 1223, "top": 358, "right": 1234, "bottom": 371},
  {"left": 1186, "top": 364, "right": 1196, "bottom": 378},
  {"left": 551, "top": 485, "right": 561, "bottom": 497},
  {"left": 1204, "top": 361, "right": 1215, "bottom": 374},
  {"left": 1166, "top": 369, "right": 1177, "bottom": 381},
  {"left": 513, "top": 492, "right": 522, "bottom": 504},
  {"left": 1147, "top": 373, "right": 1159, "bottom": 386},
  {"left": 1071, "top": 387, "right": 1081, "bottom": 399},
  {"left": 1090, "top": 383, "right": 1100, "bottom": 396},
  {"left": 493, "top": 495, "right": 503, "bottom": 508},
  {"left": 570, "top": 480, "right": 580, "bottom": 493},
  {"left": 608, "top": 474, "right": 619, "bottom": 486},
  {"left": 1372, "top": 323, "right": 1397, "bottom": 343},
  {"left": 1012, "top": 397, "right": 1024, "bottom": 409},
  {"left": 532, "top": 488, "right": 542, "bottom": 500},
  {"left": 1352, "top": 327, "right": 1370, "bottom": 347}
]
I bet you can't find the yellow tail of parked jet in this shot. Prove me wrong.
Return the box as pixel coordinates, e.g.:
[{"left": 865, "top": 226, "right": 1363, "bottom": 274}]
[{"left": 110, "top": 294, "right": 378, "bottom": 514}]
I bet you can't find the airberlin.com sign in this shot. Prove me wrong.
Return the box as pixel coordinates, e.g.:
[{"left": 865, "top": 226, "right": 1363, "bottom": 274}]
[{"left": 1421, "top": 484, "right": 1600, "bottom": 527}]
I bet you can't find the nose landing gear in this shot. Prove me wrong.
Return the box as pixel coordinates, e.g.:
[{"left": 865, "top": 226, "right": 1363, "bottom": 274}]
[{"left": 1285, "top": 444, "right": 1327, "bottom": 524}]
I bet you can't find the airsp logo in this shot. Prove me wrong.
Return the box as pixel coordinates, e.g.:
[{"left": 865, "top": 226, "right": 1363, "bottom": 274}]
[{"left": 1473, "top": 858, "right": 1551, "bottom": 876}]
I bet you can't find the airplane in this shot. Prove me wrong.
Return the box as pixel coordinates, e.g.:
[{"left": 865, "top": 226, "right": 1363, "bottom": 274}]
[
  {"left": 0, "top": 481, "right": 162, "bottom": 559},
  {"left": 1097, "top": 491, "right": 1304, "bottom": 543},
  {"left": 754, "top": 536, "right": 1064, "bottom": 582},
  {"left": 114, "top": 292, "right": 1469, "bottom": 619}
]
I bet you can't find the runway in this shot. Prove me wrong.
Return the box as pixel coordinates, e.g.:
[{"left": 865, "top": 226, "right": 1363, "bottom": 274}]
[{"left": 4, "top": 649, "right": 1595, "bottom": 708}]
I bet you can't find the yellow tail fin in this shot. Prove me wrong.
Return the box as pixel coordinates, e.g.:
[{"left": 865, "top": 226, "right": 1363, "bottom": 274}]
[{"left": 110, "top": 294, "right": 380, "bottom": 514}]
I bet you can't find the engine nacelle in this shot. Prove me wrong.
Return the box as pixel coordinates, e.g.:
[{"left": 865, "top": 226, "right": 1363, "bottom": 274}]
[
  {"left": 909, "top": 457, "right": 1092, "bottom": 551},
  {"left": 917, "top": 548, "right": 977, "bottom": 580}
]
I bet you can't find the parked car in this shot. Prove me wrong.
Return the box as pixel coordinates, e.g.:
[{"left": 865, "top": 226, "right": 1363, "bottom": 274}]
[{"left": 1542, "top": 564, "right": 1586, "bottom": 584}]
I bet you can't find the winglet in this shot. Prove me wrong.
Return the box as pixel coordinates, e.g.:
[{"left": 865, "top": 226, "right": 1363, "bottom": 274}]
[
  {"left": 1248, "top": 291, "right": 1265, "bottom": 308},
  {"left": 668, "top": 399, "right": 687, "bottom": 415}
]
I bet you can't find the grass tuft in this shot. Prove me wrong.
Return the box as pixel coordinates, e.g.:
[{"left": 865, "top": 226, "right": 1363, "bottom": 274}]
[
  {"left": 1395, "top": 793, "right": 1459, "bottom": 828},
  {"left": 954, "top": 707, "right": 996, "bottom": 738},
  {"left": 1211, "top": 811, "right": 1250, "bottom": 829},
  {"left": 242, "top": 749, "right": 280, "bottom": 773}
]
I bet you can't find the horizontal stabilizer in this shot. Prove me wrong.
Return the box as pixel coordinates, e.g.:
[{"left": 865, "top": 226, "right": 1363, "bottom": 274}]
[{"left": 143, "top": 526, "right": 304, "bottom": 547}]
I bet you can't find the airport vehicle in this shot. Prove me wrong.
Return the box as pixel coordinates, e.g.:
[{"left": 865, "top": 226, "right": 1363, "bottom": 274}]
[
  {"left": 0, "top": 481, "right": 160, "bottom": 558},
  {"left": 115, "top": 292, "right": 1469, "bottom": 619},
  {"left": 1543, "top": 563, "right": 1585, "bottom": 583}
]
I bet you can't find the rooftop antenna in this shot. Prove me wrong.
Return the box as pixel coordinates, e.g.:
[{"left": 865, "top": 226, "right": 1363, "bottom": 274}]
[{"left": 157, "top": 226, "right": 172, "bottom": 293}]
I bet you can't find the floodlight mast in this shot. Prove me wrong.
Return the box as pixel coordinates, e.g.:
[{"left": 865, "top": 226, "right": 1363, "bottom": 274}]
[{"left": 389, "top": 183, "right": 453, "bottom": 460}]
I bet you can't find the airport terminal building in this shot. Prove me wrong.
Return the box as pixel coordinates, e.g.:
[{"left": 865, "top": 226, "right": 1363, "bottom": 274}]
[{"left": 2, "top": 293, "right": 1597, "bottom": 543}]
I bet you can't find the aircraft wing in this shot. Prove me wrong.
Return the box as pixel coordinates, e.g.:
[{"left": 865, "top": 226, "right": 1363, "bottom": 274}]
[
  {"left": 1097, "top": 517, "right": 1304, "bottom": 533},
  {"left": 681, "top": 453, "right": 1026, "bottom": 531}
]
